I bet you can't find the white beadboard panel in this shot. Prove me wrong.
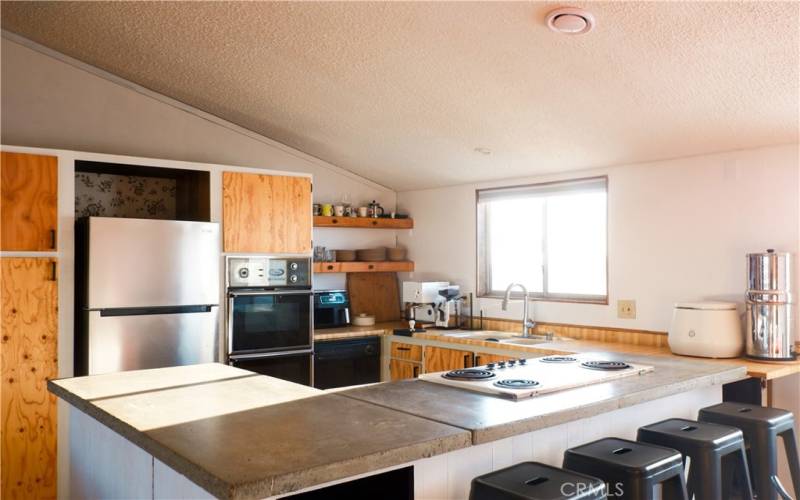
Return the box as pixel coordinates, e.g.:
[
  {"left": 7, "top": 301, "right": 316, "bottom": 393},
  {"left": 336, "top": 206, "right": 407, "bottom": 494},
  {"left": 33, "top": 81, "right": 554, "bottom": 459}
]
[
  {"left": 491, "top": 438, "right": 514, "bottom": 471},
  {"left": 510, "top": 433, "right": 534, "bottom": 464},
  {"left": 446, "top": 442, "right": 493, "bottom": 500},
  {"left": 154, "top": 458, "right": 215, "bottom": 500},
  {"left": 69, "top": 406, "right": 153, "bottom": 500},
  {"left": 414, "top": 453, "right": 449, "bottom": 500}
]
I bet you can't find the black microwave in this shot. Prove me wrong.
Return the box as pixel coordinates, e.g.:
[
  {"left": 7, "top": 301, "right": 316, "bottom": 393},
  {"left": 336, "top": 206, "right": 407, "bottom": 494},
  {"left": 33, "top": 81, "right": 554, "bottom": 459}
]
[{"left": 314, "top": 290, "right": 350, "bottom": 329}]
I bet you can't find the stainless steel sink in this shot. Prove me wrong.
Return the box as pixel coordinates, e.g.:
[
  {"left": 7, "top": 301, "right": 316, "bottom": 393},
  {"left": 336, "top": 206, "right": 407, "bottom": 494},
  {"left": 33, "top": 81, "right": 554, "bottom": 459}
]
[
  {"left": 440, "top": 331, "right": 517, "bottom": 342},
  {"left": 498, "top": 337, "right": 549, "bottom": 346},
  {"left": 440, "top": 330, "right": 567, "bottom": 344}
]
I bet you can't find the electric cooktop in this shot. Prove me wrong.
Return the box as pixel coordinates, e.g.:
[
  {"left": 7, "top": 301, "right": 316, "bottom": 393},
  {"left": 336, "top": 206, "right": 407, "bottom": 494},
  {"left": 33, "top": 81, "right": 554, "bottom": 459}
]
[{"left": 418, "top": 353, "right": 654, "bottom": 400}]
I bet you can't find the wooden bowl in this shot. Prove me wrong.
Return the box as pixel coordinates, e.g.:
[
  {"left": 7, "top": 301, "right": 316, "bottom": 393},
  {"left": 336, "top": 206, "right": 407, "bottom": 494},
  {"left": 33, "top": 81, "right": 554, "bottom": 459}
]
[
  {"left": 356, "top": 247, "right": 387, "bottom": 262},
  {"left": 335, "top": 249, "right": 356, "bottom": 262},
  {"left": 387, "top": 247, "right": 407, "bottom": 261}
]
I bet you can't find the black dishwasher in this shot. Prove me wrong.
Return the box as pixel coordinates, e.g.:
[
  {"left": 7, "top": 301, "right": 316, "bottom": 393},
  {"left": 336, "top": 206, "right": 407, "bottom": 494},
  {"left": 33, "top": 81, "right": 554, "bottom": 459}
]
[{"left": 313, "top": 337, "right": 381, "bottom": 389}]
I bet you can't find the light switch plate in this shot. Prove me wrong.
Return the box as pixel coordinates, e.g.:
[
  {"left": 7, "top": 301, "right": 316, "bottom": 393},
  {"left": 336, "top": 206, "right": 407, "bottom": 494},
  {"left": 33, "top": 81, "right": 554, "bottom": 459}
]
[{"left": 617, "top": 300, "right": 636, "bottom": 319}]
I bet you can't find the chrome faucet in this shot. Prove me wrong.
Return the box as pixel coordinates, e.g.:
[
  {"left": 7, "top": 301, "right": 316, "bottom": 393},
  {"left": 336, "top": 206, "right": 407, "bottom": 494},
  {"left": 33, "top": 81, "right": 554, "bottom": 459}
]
[{"left": 501, "top": 283, "right": 535, "bottom": 338}]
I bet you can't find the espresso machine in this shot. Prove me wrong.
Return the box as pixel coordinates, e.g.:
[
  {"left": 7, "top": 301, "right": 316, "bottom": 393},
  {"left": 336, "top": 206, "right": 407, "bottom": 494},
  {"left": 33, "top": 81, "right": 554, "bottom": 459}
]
[
  {"left": 745, "top": 249, "right": 796, "bottom": 360},
  {"left": 402, "top": 281, "right": 467, "bottom": 329}
]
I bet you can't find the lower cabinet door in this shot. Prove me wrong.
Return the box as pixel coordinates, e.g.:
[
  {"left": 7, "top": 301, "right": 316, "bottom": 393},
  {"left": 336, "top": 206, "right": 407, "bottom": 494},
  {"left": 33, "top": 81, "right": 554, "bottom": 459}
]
[
  {"left": 1, "top": 257, "right": 58, "bottom": 499},
  {"left": 423, "top": 346, "right": 474, "bottom": 373},
  {"left": 389, "top": 359, "right": 420, "bottom": 381}
]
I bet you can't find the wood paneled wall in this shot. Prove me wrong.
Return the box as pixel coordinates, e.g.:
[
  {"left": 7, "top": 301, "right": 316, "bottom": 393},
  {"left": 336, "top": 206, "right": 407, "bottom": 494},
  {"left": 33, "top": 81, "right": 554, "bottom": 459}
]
[
  {"left": 1, "top": 258, "right": 58, "bottom": 499},
  {"left": 470, "top": 316, "right": 669, "bottom": 348}
]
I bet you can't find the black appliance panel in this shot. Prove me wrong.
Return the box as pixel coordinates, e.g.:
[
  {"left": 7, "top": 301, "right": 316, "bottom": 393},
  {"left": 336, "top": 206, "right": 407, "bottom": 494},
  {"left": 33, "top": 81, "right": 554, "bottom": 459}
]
[
  {"left": 313, "top": 290, "right": 350, "bottom": 329},
  {"left": 229, "top": 291, "right": 312, "bottom": 354},
  {"left": 313, "top": 337, "right": 380, "bottom": 390},
  {"left": 230, "top": 351, "right": 313, "bottom": 386}
]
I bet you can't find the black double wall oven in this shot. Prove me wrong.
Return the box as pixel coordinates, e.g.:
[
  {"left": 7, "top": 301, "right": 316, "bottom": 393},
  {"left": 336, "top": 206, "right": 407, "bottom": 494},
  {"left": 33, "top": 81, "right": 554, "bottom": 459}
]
[{"left": 226, "top": 256, "right": 313, "bottom": 386}]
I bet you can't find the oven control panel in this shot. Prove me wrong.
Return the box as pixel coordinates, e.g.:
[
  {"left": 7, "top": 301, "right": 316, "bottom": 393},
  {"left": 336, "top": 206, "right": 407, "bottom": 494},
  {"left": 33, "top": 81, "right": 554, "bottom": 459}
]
[{"left": 227, "top": 256, "right": 311, "bottom": 288}]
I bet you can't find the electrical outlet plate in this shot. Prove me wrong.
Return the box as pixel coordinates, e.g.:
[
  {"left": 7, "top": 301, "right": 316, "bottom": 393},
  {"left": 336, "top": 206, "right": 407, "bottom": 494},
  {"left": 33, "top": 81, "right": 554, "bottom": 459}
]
[{"left": 617, "top": 300, "right": 636, "bottom": 319}]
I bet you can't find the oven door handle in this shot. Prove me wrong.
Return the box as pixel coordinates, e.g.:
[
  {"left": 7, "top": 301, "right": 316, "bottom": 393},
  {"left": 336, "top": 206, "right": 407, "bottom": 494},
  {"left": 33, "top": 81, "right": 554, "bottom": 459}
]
[
  {"left": 229, "top": 290, "right": 313, "bottom": 297},
  {"left": 229, "top": 349, "right": 313, "bottom": 361}
]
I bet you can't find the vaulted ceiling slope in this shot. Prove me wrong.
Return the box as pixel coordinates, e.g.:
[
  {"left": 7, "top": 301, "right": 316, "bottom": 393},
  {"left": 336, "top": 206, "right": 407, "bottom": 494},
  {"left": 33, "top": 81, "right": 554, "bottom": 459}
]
[{"left": 1, "top": 1, "right": 798, "bottom": 191}]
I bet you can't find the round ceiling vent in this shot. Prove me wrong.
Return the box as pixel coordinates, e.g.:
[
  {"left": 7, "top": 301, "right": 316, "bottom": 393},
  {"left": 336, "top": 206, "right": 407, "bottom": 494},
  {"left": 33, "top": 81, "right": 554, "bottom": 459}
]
[{"left": 546, "top": 7, "right": 596, "bottom": 35}]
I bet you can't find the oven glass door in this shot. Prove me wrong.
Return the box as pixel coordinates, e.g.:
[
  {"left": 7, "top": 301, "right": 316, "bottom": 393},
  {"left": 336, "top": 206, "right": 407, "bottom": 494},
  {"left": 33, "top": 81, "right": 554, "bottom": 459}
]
[
  {"left": 230, "top": 350, "right": 313, "bottom": 386},
  {"left": 229, "top": 291, "right": 312, "bottom": 354}
]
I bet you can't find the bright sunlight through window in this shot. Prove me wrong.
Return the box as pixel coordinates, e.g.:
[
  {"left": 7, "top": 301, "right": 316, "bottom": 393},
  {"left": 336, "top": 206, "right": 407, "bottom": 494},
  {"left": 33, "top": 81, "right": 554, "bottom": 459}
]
[{"left": 477, "top": 177, "right": 607, "bottom": 302}]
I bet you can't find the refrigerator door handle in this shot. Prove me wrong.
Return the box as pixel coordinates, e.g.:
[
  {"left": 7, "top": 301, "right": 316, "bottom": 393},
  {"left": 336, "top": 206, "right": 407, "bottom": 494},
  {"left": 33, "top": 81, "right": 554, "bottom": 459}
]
[{"left": 98, "top": 305, "right": 216, "bottom": 317}]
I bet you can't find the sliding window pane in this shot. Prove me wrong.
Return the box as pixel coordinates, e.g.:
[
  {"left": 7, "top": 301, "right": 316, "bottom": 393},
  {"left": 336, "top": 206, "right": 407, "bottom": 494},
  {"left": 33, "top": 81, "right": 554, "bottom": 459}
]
[
  {"left": 545, "top": 191, "right": 607, "bottom": 296},
  {"left": 488, "top": 198, "right": 544, "bottom": 293}
]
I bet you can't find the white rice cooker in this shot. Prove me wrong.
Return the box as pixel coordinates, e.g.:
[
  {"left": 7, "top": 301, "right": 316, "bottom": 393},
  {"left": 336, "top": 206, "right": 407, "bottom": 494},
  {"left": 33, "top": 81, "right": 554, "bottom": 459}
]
[{"left": 668, "top": 302, "right": 743, "bottom": 358}]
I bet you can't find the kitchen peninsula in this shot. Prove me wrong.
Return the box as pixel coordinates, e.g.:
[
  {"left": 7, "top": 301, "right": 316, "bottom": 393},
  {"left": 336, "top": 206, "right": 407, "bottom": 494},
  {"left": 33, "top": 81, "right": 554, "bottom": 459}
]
[{"left": 50, "top": 350, "right": 745, "bottom": 499}]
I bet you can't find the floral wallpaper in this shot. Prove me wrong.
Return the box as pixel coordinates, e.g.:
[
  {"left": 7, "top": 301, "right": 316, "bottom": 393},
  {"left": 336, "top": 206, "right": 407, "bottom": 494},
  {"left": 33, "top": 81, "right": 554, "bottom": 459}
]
[{"left": 75, "top": 172, "right": 177, "bottom": 219}]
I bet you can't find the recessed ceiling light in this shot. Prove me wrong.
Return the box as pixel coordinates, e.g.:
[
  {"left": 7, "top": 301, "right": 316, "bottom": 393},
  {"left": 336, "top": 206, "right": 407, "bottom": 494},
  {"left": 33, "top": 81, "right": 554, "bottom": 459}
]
[
  {"left": 474, "top": 147, "right": 492, "bottom": 155},
  {"left": 546, "top": 7, "right": 596, "bottom": 35}
]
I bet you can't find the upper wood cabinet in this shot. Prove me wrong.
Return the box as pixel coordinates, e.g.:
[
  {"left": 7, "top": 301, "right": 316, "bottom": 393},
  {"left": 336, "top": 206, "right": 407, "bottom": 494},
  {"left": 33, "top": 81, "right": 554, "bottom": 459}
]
[
  {"left": 222, "top": 172, "right": 312, "bottom": 254},
  {"left": 1, "top": 257, "right": 58, "bottom": 499},
  {"left": 1, "top": 152, "right": 58, "bottom": 251}
]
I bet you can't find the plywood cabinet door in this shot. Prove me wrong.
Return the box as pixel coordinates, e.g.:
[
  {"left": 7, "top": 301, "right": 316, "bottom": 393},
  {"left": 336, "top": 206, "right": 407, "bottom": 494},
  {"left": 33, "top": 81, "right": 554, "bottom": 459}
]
[
  {"left": 423, "top": 346, "right": 474, "bottom": 373},
  {"left": 389, "top": 359, "right": 420, "bottom": 381},
  {"left": 1, "top": 152, "right": 58, "bottom": 251},
  {"left": 1, "top": 258, "right": 58, "bottom": 499},
  {"left": 222, "top": 172, "right": 312, "bottom": 253}
]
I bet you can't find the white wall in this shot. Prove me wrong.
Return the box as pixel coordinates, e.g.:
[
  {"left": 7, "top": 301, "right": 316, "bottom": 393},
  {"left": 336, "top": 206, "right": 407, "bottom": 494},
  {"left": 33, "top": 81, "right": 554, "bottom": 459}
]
[
  {"left": 398, "top": 144, "right": 800, "bottom": 332},
  {"left": 0, "top": 35, "right": 397, "bottom": 291}
]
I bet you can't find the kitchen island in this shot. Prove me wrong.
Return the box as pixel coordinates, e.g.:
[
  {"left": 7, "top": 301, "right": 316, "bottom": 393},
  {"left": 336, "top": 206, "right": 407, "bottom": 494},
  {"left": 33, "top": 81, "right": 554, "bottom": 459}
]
[{"left": 50, "top": 352, "right": 745, "bottom": 499}]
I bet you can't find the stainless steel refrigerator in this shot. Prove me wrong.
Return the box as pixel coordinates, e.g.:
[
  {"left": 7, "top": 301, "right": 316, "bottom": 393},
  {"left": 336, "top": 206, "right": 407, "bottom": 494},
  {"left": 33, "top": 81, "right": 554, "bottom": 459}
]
[{"left": 75, "top": 217, "right": 220, "bottom": 375}]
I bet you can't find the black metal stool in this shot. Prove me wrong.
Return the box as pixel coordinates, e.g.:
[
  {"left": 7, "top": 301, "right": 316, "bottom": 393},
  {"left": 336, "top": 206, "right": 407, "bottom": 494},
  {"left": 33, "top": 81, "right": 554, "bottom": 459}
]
[
  {"left": 562, "top": 437, "right": 689, "bottom": 500},
  {"left": 636, "top": 418, "right": 754, "bottom": 500},
  {"left": 699, "top": 402, "right": 800, "bottom": 500},
  {"left": 469, "top": 461, "right": 606, "bottom": 500}
]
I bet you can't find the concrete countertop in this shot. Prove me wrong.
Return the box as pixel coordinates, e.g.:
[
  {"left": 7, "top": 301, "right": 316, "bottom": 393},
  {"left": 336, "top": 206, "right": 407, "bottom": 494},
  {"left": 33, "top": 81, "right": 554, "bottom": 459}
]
[
  {"left": 412, "top": 329, "right": 800, "bottom": 380},
  {"left": 49, "top": 364, "right": 471, "bottom": 499},
  {"left": 341, "top": 351, "right": 746, "bottom": 444}
]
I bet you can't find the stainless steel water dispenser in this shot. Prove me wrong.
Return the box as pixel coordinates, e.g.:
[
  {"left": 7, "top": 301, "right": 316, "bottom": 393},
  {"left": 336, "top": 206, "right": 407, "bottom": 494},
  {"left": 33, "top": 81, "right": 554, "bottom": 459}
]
[{"left": 745, "top": 249, "right": 796, "bottom": 360}]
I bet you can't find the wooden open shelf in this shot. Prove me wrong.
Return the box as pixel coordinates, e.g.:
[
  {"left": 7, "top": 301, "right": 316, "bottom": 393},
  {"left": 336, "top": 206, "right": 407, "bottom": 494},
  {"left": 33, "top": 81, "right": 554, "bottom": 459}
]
[
  {"left": 313, "top": 261, "right": 415, "bottom": 273},
  {"left": 313, "top": 216, "right": 413, "bottom": 229}
]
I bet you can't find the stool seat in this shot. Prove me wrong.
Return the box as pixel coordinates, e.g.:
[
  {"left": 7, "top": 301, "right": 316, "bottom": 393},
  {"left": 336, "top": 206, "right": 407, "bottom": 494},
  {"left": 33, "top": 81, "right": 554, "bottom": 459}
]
[
  {"left": 700, "top": 402, "right": 794, "bottom": 430},
  {"left": 469, "top": 462, "right": 606, "bottom": 500},
  {"left": 699, "top": 402, "right": 800, "bottom": 500},
  {"left": 638, "top": 418, "right": 744, "bottom": 449},
  {"left": 563, "top": 438, "right": 688, "bottom": 500},
  {"left": 637, "top": 418, "right": 753, "bottom": 500}
]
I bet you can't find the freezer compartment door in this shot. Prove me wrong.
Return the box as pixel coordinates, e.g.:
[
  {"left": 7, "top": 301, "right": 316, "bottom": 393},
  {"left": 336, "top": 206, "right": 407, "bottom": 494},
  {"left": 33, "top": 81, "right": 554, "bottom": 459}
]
[
  {"left": 85, "top": 217, "right": 220, "bottom": 308},
  {"left": 86, "top": 306, "right": 219, "bottom": 375}
]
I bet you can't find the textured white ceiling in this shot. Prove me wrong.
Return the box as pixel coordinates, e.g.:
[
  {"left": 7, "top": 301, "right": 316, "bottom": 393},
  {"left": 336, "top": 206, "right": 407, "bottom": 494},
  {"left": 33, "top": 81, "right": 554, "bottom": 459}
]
[{"left": 2, "top": 1, "right": 798, "bottom": 191}]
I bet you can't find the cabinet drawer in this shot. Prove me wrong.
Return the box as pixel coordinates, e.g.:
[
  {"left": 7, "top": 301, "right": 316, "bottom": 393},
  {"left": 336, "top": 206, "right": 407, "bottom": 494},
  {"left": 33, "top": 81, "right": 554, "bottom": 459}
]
[{"left": 390, "top": 341, "right": 422, "bottom": 362}]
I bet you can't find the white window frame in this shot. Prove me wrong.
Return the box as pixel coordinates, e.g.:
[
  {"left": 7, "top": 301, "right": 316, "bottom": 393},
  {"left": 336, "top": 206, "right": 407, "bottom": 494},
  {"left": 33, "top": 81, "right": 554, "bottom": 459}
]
[{"left": 476, "top": 175, "right": 608, "bottom": 304}]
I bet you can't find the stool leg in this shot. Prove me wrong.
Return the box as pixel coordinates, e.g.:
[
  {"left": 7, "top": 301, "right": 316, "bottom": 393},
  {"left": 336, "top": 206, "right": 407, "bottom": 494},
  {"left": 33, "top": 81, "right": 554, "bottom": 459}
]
[
  {"left": 780, "top": 427, "right": 800, "bottom": 498},
  {"left": 737, "top": 443, "right": 756, "bottom": 500},
  {"left": 686, "top": 453, "right": 719, "bottom": 500},
  {"left": 626, "top": 477, "right": 652, "bottom": 500},
  {"left": 661, "top": 472, "right": 689, "bottom": 500},
  {"left": 751, "top": 429, "right": 779, "bottom": 500}
]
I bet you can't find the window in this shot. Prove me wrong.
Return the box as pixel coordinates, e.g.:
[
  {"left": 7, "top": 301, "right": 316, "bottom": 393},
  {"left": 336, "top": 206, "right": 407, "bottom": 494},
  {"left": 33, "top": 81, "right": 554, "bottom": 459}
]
[{"left": 477, "top": 176, "right": 607, "bottom": 303}]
